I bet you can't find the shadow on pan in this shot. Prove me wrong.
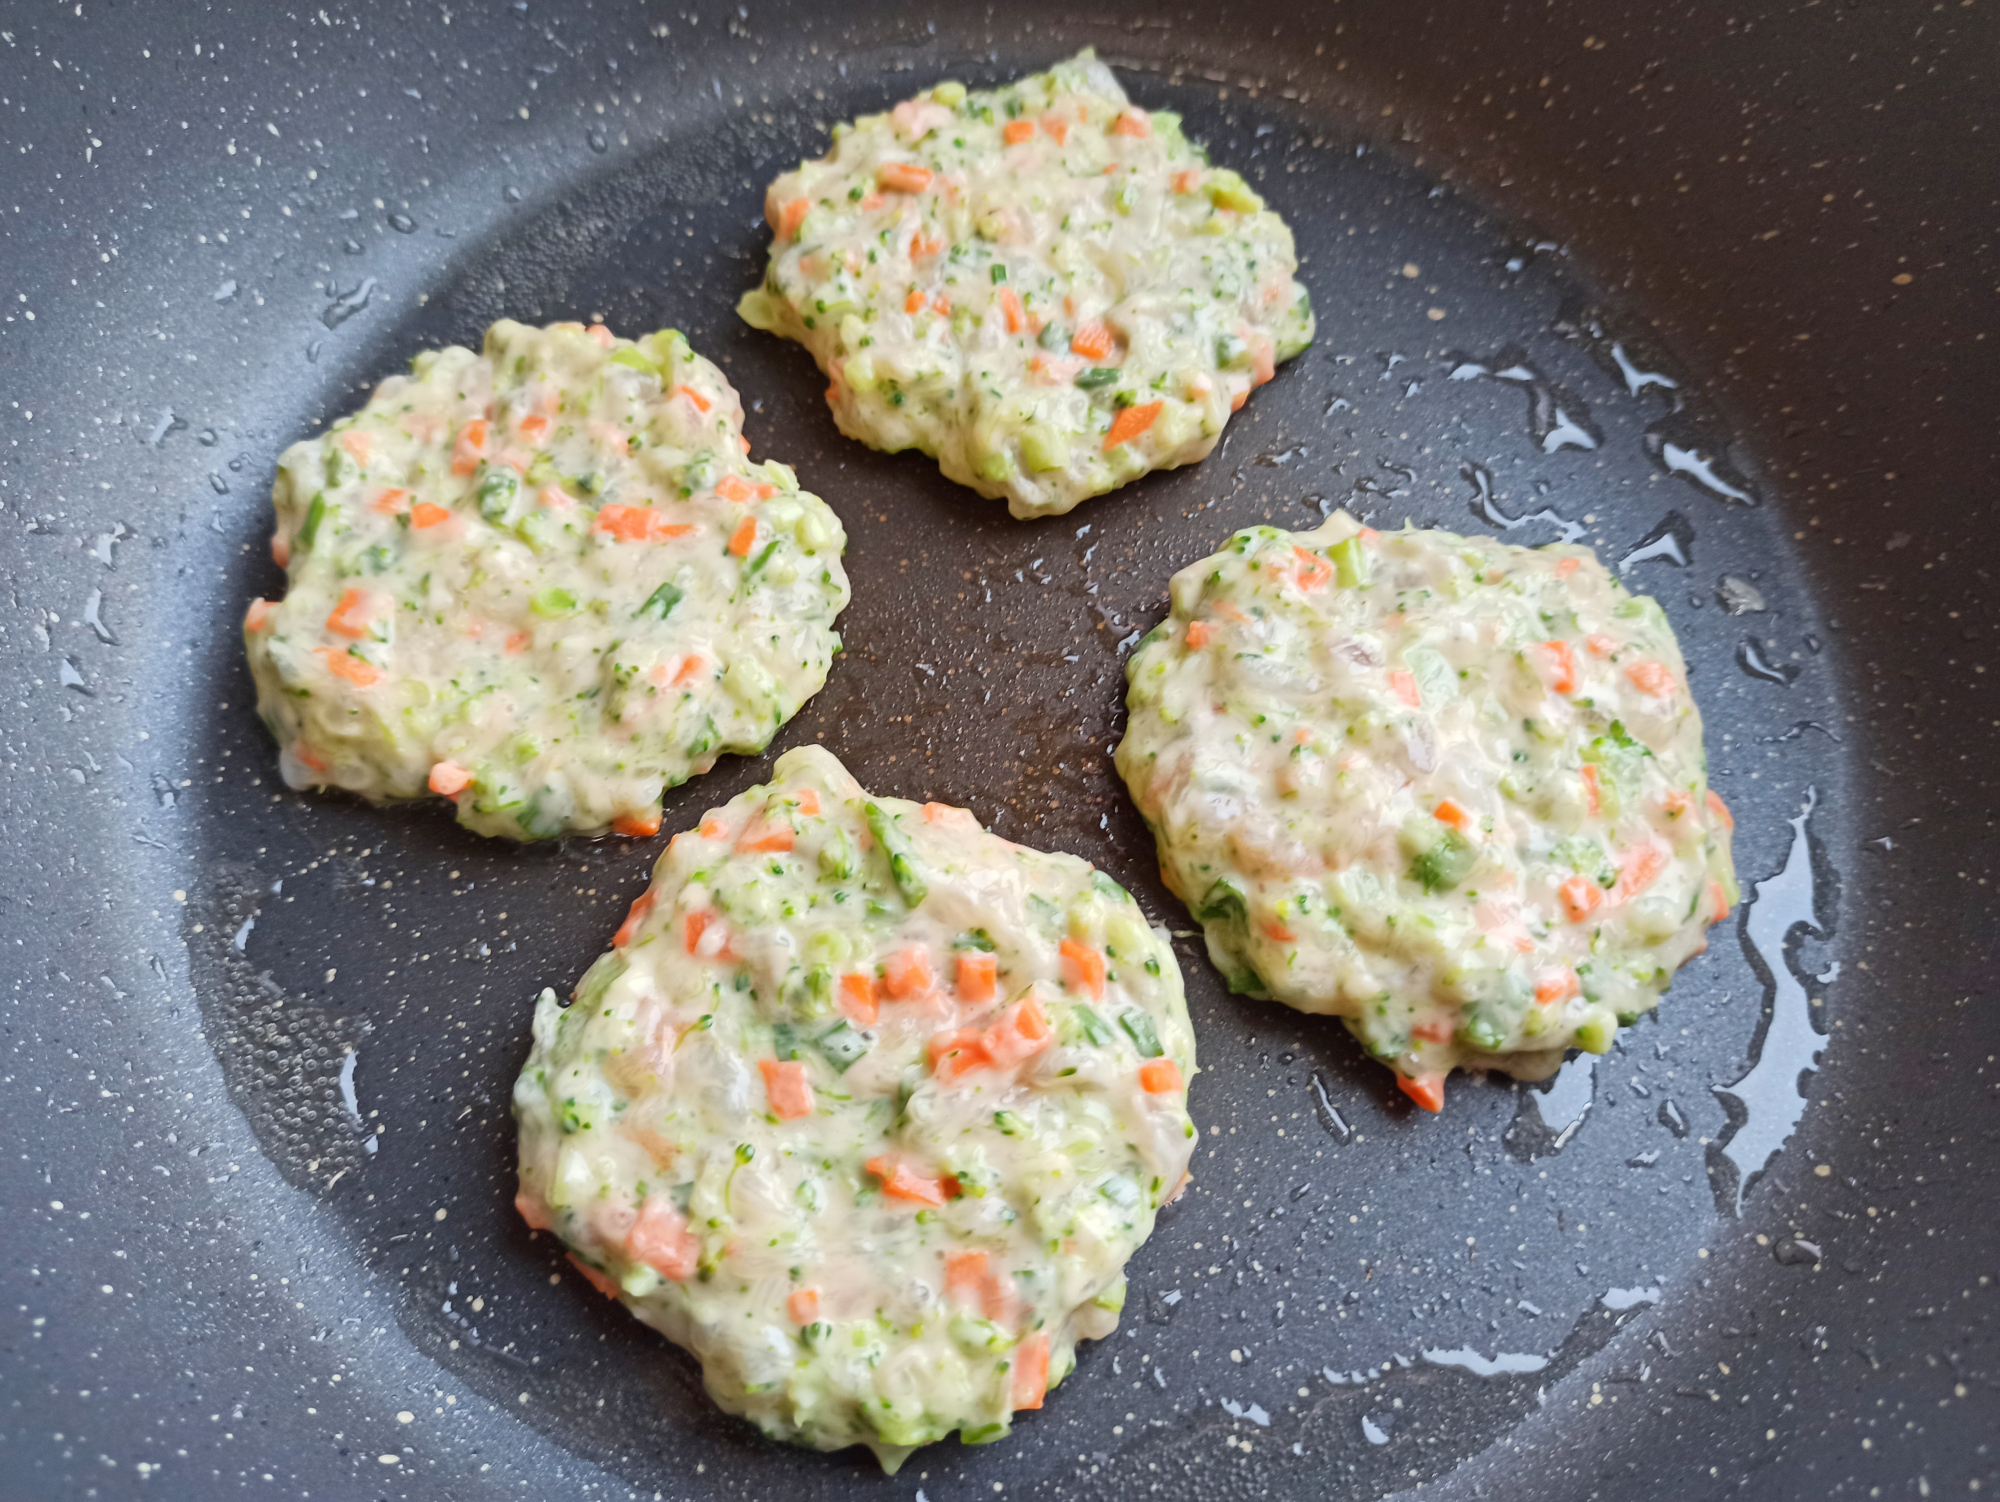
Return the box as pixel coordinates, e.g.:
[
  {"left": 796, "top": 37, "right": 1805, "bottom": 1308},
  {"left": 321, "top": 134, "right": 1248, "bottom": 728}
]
[{"left": 0, "top": 3, "right": 1992, "bottom": 1499}]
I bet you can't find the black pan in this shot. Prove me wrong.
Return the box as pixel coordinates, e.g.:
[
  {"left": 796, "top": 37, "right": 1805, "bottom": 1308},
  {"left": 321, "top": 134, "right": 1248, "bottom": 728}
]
[{"left": 3, "top": 2, "right": 1993, "bottom": 1497}]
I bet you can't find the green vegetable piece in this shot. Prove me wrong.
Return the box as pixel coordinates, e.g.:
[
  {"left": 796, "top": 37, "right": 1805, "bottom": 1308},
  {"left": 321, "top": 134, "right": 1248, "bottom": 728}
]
[
  {"left": 636, "top": 581, "right": 684, "bottom": 621},
  {"left": 1330, "top": 535, "right": 1369, "bottom": 588},
  {"left": 1020, "top": 426, "right": 1069, "bottom": 473},
  {"left": 298, "top": 492, "right": 330, "bottom": 553},
  {"left": 1214, "top": 332, "right": 1249, "bottom": 369},
  {"left": 864, "top": 801, "right": 928, "bottom": 908},
  {"left": 989, "top": 264, "right": 1008, "bottom": 284},
  {"left": 1206, "top": 172, "right": 1264, "bottom": 213},
  {"left": 477, "top": 467, "right": 520, "bottom": 524},
  {"left": 815, "top": 1020, "right": 870, "bottom": 1073},
  {"left": 1411, "top": 830, "right": 1477, "bottom": 893},
  {"left": 1071, "top": 1004, "right": 1114, "bottom": 1047},
  {"left": 817, "top": 826, "right": 856, "bottom": 882},
  {"left": 530, "top": 587, "right": 579, "bottom": 619},
  {"left": 1099, "top": 1174, "right": 1141, "bottom": 1209},
  {"left": 1574, "top": 1013, "right": 1617, "bottom": 1054},
  {"left": 772, "top": 1022, "right": 805, "bottom": 1060},
  {"left": 1118, "top": 1009, "right": 1164, "bottom": 1058},
  {"left": 1195, "top": 878, "right": 1247, "bottom": 924},
  {"left": 608, "top": 347, "right": 659, "bottom": 375},
  {"left": 954, "top": 929, "right": 997, "bottom": 952},
  {"left": 1459, "top": 1013, "right": 1509, "bottom": 1052},
  {"left": 992, "top": 1109, "right": 1027, "bottom": 1138},
  {"left": 1076, "top": 367, "right": 1122, "bottom": 390}
]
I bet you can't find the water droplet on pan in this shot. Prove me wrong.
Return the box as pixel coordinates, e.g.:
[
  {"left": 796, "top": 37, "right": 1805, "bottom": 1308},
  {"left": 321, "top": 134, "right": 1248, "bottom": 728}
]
[
  {"left": 1461, "top": 461, "right": 1585, "bottom": 542},
  {"left": 1736, "top": 639, "right": 1800, "bottom": 685},
  {"left": 587, "top": 129, "right": 608, "bottom": 153},
  {"left": 387, "top": 212, "right": 417, "bottom": 234},
  {"left": 1772, "top": 1236, "right": 1823, "bottom": 1267},
  {"left": 322, "top": 277, "right": 377, "bottom": 329},
  {"left": 1618, "top": 511, "right": 1695, "bottom": 573}
]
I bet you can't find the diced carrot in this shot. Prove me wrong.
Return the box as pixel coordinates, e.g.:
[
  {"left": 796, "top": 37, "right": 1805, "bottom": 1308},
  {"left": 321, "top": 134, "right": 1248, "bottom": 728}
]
[
  {"left": 613, "top": 809, "right": 662, "bottom": 838},
  {"left": 1389, "top": 669, "right": 1421, "bottom": 707},
  {"left": 1706, "top": 790, "right": 1734, "bottom": 830},
  {"left": 293, "top": 743, "right": 328, "bottom": 773},
  {"left": 759, "top": 1059, "right": 816, "bottom": 1120},
  {"left": 1292, "top": 546, "right": 1332, "bottom": 591},
  {"left": 728, "top": 518, "right": 758, "bottom": 557},
  {"left": 514, "top": 1189, "right": 555, "bottom": 1232},
  {"left": 930, "top": 1026, "right": 990, "bottom": 1083},
  {"left": 883, "top": 947, "right": 932, "bottom": 1000},
  {"left": 271, "top": 535, "right": 290, "bottom": 567},
  {"left": 866, "top": 1156, "right": 951, "bottom": 1207},
  {"left": 1138, "top": 1057, "right": 1182, "bottom": 1094},
  {"left": 1109, "top": 108, "right": 1151, "bottom": 138},
  {"left": 614, "top": 892, "right": 656, "bottom": 948},
  {"left": 1412, "top": 1019, "right": 1452, "bottom": 1044},
  {"left": 1041, "top": 115, "right": 1069, "bottom": 145},
  {"left": 1172, "top": 169, "right": 1201, "bottom": 194},
  {"left": 371, "top": 486, "right": 409, "bottom": 515},
  {"left": 428, "top": 760, "right": 472, "bottom": 797},
  {"left": 673, "top": 384, "right": 713, "bottom": 414},
  {"left": 1535, "top": 639, "right": 1578, "bottom": 695},
  {"left": 1660, "top": 790, "right": 1692, "bottom": 820},
  {"left": 624, "top": 1199, "right": 698, "bottom": 1281},
  {"left": 317, "top": 648, "right": 381, "bottom": 688},
  {"left": 877, "top": 161, "right": 934, "bottom": 193},
  {"left": 797, "top": 790, "right": 821, "bottom": 816},
  {"left": 1581, "top": 764, "right": 1603, "bottom": 816},
  {"left": 739, "top": 435, "right": 751, "bottom": 455},
  {"left": 778, "top": 197, "right": 810, "bottom": 241},
  {"left": 1708, "top": 880, "right": 1731, "bottom": 923},
  {"left": 411, "top": 501, "right": 451, "bottom": 528},
  {"left": 1185, "top": 620, "right": 1211, "bottom": 649},
  {"left": 1230, "top": 389, "right": 1249, "bottom": 414},
  {"left": 1104, "top": 401, "right": 1162, "bottom": 451},
  {"left": 1434, "top": 798, "right": 1471, "bottom": 831},
  {"left": 339, "top": 429, "right": 372, "bottom": 465},
  {"left": 518, "top": 414, "right": 549, "bottom": 443},
  {"left": 504, "top": 629, "right": 530, "bottom": 655},
  {"left": 1359, "top": 526, "right": 1380, "bottom": 543},
  {"left": 1559, "top": 875, "right": 1603, "bottom": 923},
  {"left": 737, "top": 817, "right": 794, "bottom": 853},
  {"left": 1250, "top": 334, "right": 1276, "bottom": 387},
  {"left": 982, "top": 996, "right": 1051, "bottom": 1069},
  {"left": 1261, "top": 917, "right": 1296, "bottom": 943},
  {"left": 682, "top": 907, "right": 716, "bottom": 954},
  {"left": 1584, "top": 632, "right": 1617, "bottom": 657},
  {"left": 1625, "top": 659, "right": 1675, "bottom": 697},
  {"left": 1059, "top": 938, "right": 1106, "bottom": 1001},
  {"left": 594, "top": 504, "right": 692, "bottom": 543},
  {"left": 1555, "top": 556, "right": 1582, "bottom": 577},
  {"left": 1012, "top": 1332, "right": 1050, "bottom": 1411},
  {"left": 904, "top": 288, "right": 925, "bottom": 314},
  {"left": 244, "top": 599, "right": 274, "bottom": 634},
  {"left": 569, "top": 1254, "right": 623, "bottom": 1300},
  {"left": 931, "top": 292, "right": 951, "bottom": 315},
  {"left": 1002, "top": 120, "right": 1035, "bottom": 145},
  {"left": 674, "top": 655, "right": 706, "bottom": 686},
  {"left": 1534, "top": 967, "right": 1580, "bottom": 1005},
  {"left": 999, "top": 286, "right": 1024, "bottom": 334},
  {"left": 922, "top": 801, "right": 978, "bottom": 830},
  {"left": 585, "top": 323, "right": 613, "bottom": 348},
  {"left": 909, "top": 232, "right": 944, "bottom": 259},
  {"left": 787, "top": 1288, "right": 820, "bottom": 1324},
  {"left": 1070, "top": 320, "right": 1116, "bottom": 361},
  {"left": 1616, "top": 842, "right": 1668, "bottom": 900},
  {"left": 450, "top": 418, "right": 488, "bottom": 476},
  {"left": 324, "top": 587, "right": 374, "bottom": 640},
  {"left": 698, "top": 816, "right": 729, "bottom": 840},
  {"left": 713, "top": 476, "right": 771, "bottom": 507},
  {"left": 1397, "top": 1074, "right": 1446, "bottom": 1113},
  {"left": 956, "top": 952, "right": 997, "bottom": 1003},
  {"left": 840, "top": 972, "right": 879, "bottom": 1027},
  {"left": 945, "top": 1250, "right": 989, "bottom": 1300}
]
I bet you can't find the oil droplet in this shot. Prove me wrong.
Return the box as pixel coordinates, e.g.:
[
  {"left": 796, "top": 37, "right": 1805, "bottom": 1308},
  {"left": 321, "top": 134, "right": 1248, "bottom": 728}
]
[
  {"left": 1420, "top": 1347, "right": 1548, "bottom": 1378},
  {"left": 1709, "top": 788, "right": 1834, "bottom": 1211},
  {"left": 1503, "top": 1055, "right": 1595, "bottom": 1160}
]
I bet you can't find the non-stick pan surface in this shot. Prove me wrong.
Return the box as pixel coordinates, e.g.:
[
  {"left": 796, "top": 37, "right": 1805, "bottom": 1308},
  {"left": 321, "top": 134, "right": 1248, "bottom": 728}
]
[{"left": 2, "top": 3, "right": 1993, "bottom": 1497}]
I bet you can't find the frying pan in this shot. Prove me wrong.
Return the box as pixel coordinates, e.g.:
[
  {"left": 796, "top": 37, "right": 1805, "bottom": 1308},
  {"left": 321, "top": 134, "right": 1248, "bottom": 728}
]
[{"left": 3, "top": 1, "right": 1993, "bottom": 1496}]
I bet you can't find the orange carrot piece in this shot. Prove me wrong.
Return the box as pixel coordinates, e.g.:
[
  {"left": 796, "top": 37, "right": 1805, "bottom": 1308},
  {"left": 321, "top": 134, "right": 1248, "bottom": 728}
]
[
  {"left": 1708, "top": 880, "right": 1731, "bottom": 923},
  {"left": 292, "top": 743, "right": 328, "bottom": 773},
  {"left": 1012, "top": 1332, "right": 1050, "bottom": 1410},
  {"left": 904, "top": 288, "right": 925, "bottom": 314},
  {"left": 244, "top": 599, "right": 274, "bottom": 634},
  {"left": 1584, "top": 632, "right": 1617, "bottom": 657},
  {"left": 1138, "top": 1057, "right": 1183, "bottom": 1094},
  {"left": 1434, "top": 798, "right": 1471, "bottom": 831},
  {"left": 1041, "top": 115, "right": 1069, "bottom": 145},
  {"left": 866, "top": 1156, "right": 950, "bottom": 1208},
  {"left": 944, "top": 1250, "right": 989, "bottom": 1300},
  {"left": 1625, "top": 659, "right": 1675, "bottom": 697},
  {"left": 594, "top": 504, "right": 692, "bottom": 542},
  {"left": 1559, "top": 875, "right": 1603, "bottom": 923},
  {"left": 613, "top": 809, "right": 662, "bottom": 838},
  {"left": 737, "top": 817, "right": 794, "bottom": 853},
  {"left": 317, "top": 649, "right": 381, "bottom": 687},
  {"left": 1103, "top": 401, "right": 1162, "bottom": 451},
  {"left": 778, "top": 197, "right": 810, "bottom": 241},
  {"left": 877, "top": 161, "right": 934, "bottom": 193},
  {"left": 625, "top": 1199, "right": 698, "bottom": 1281},
  {"left": 1581, "top": 764, "right": 1603, "bottom": 816},
  {"left": 672, "top": 384, "right": 713, "bottom": 414},
  {"left": 673, "top": 655, "right": 706, "bottom": 686},
  {"left": 339, "top": 428, "right": 372, "bottom": 465},
  {"left": 1660, "top": 790, "right": 1692, "bottom": 820},
  {"left": 1706, "top": 790, "right": 1734, "bottom": 830},
  {"left": 1059, "top": 937, "right": 1106, "bottom": 1001},
  {"left": 504, "top": 629, "right": 531, "bottom": 655},
  {"left": 929, "top": 1027, "right": 990, "bottom": 1083},
  {"left": 428, "top": 760, "right": 472, "bottom": 797},
  {"left": 1070, "top": 320, "right": 1116, "bottom": 361},
  {"left": 411, "top": 502, "right": 451, "bottom": 528},
  {"left": 1171, "top": 169, "right": 1201, "bottom": 193},
  {"left": 797, "top": 790, "right": 821, "bottom": 816},
  {"left": 759, "top": 1059, "right": 816, "bottom": 1120},
  {"left": 1261, "top": 917, "right": 1297, "bottom": 943},
  {"left": 1397, "top": 1074, "right": 1446, "bottom": 1113},
  {"left": 1534, "top": 967, "right": 1580, "bottom": 1005},
  {"left": 372, "top": 486, "right": 410, "bottom": 515},
  {"left": 518, "top": 413, "right": 549, "bottom": 443},
  {"left": 1109, "top": 109, "right": 1151, "bottom": 138},
  {"left": 882, "top": 947, "right": 932, "bottom": 1000},
  {"left": 999, "top": 286, "right": 1024, "bottom": 334},
  {"left": 1185, "top": 620, "right": 1211, "bottom": 649},
  {"left": 1292, "top": 546, "right": 1332, "bottom": 591},
  {"left": 1002, "top": 120, "right": 1035, "bottom": 145},
  {"left": 956, "top": 952, "right": 998, "bottom": 1004},
  {"left": 839, "top": 972, "right": 879, "bottom": 1027},
  {"left": 1555, "top": 556, "right": 1582, "bottom": 577},
  {"left": 569, "top": 1254, "right": 623, "bottom": 1300},
  {"left": 450, "top": 418, "right": 487, "bottom": 476},
  {"left": 614, "top": 892, "right": 656, "bottom": 948},
  {"left": 1536, "top": 639, "right": 1578, "bottom": 694},
  {"left": 931, "top": 292, "right": 951, "bottom": 314},
  {"left": 324, "top": 587, "right": 374, "bottom": 639},
  {"left": 271, "top": 535, "right": 291, "bottom": 568},
  {"left": 981, "top": 996, "right": 1051, "bottom": 1069},
  {"left": 681, "top": 907, "right": 715, "bottom": 954},
  {"left": 1389, "top": 669, "right": 1421, "bottom": 707},
  {"left": 787, "top": 1288, "right": 820, "bottom": 1324},
  {"left": 727, "top": 518, "right": 758, "bottom": 557},
  {"left": 514, "top": 1189, "right": 555, "bottom": 1232},
  {"left": 1616, "top": 842, "right": 1668, "bottom": 900},
  {"left": 1412, "top": 1019, "right": 1452, "bottom": 1044}
]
